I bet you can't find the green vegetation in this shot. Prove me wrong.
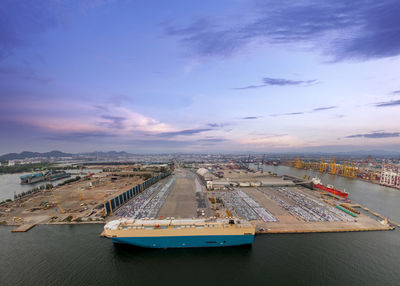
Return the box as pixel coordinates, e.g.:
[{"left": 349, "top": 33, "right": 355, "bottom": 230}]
[
  {"left": 64, "top": 215, "right": 73, "bottom": 222},
  {"left": 0, "top": 163, "right": 54, "bottom": 174},
  {"left": 14, "top": 184, "right": 54, "bottom": 200},
  {"left": 110, "top": 172, "right": 137, "bottom": 177},
  {"left": 0, "top": 163, "right": 86, "bottom": 174},
  {"left": 58, "top": 176, "right": 81, "bottom": 186}
]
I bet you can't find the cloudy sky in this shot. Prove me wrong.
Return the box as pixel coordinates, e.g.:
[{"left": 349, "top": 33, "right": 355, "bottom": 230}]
[{"left": 1, "top": 0, "right": 400, "bottom": 153}]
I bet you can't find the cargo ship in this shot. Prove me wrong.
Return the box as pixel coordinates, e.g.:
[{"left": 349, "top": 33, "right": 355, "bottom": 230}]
[
  {"left": 102, "top": 218, "right": 255, "bottom": 248},
  {"left": 311, "top": 178, "right": 348, "bottom": 198},
  {"left": 20, "top": 172, "right": 46, "bottom": 184},
  {"left": 20, "top": 170, "right": 71, "bottom": 184}
]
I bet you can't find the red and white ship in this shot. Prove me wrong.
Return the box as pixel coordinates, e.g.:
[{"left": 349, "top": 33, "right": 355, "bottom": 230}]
[{"left": 311, "top": 178, "right": 349, "bottom": 198}]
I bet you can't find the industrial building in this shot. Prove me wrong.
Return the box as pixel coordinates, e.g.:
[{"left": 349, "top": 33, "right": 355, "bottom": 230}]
[{"left": 380, "top": 163, "right": 400, "bottom": 188}]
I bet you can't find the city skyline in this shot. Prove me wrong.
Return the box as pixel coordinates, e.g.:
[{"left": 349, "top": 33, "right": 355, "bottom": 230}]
[{"left": 1, "top": 0, "right": 400, "bottom": 153}]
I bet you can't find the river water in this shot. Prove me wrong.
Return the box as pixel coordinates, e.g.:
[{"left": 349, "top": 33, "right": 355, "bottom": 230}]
[
  {"left": 0, "top": 169, "right": 101, "bottom": 201},
  {"left": 1, "top": 165, "right": 399, "bottom": 286}
]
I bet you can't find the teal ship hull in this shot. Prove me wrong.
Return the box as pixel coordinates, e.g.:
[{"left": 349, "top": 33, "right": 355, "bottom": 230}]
[{"left": 112, "top": 235, "right": 254, "bottom": 248}]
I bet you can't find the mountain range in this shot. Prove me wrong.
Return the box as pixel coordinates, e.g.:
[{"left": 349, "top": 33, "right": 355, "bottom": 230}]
[{"left": 0, "top": 151, "right": 131, "bottom": 161}]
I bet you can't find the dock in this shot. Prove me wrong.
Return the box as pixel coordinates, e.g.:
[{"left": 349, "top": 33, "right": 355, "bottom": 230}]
[
  {"left": 253, "top": 202, "right": 399, "bottom": 234},
  {"left": 282, "top": 175, "right": 313, "bottom": 189},
  {"left": 11, "top": 224, "right": 36, "bottom": 232},
  {"left": 355, "top": 205, "right": 400, "bottom": 228},
  {"left": 256, "top": 224, "right": 394, "bottom": 234},
  {"left": 2, "top": 164, "right": 398, "bottom": 236}
]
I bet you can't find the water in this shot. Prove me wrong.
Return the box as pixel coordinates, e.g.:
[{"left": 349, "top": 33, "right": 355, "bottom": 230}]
[
  {"left": 1, "top": 224, "right": 399, "bottom": 286},
  {"left": 0, "top": 169, "right": 101, "bottom": 201},
  {"left": 1, "top": 165, "right": 400, "bottom": 285}
]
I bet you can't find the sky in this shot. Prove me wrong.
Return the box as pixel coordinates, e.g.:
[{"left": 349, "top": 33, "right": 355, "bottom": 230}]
[{"left": 1, "top": 0, "right": 400, "bottom": 154}]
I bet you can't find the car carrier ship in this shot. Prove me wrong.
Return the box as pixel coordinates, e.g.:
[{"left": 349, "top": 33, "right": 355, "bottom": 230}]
[{"left": 102, "top": 218, "right": 255, "bottom": 248}]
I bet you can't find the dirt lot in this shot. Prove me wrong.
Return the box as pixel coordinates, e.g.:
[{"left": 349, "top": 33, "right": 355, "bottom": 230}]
[
  {"left": 158, "top": 176, "right": 197, "bottom": 218},
  {"left": 0, "top": 171, "right": 143, "bottom": 226}
]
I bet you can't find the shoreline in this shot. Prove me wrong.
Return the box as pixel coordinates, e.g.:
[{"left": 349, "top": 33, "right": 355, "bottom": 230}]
[
  {"left": 3, "top": 221, "right": 395, "bottom": 234},
  {"left": 2, "top": 167, "right": 397, "bottom": 235}
]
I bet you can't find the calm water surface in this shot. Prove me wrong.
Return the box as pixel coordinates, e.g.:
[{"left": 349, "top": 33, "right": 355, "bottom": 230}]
[
  {"left": 1, "top": 225, "right": 399, "bottom": 286},
  {"left": 1, "top": 165, "right": 399, "bottom": 286}
]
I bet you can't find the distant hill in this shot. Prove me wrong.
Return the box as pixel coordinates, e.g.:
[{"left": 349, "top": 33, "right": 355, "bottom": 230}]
[
  {"left": 0, "top": 151, "right": 73, "bottom": 161},
  {"left": 80, "top": 151, "right": 131, "bottom": 157},
  {"left": 0, "top": 150, "right": 132, "bottom": 161}
]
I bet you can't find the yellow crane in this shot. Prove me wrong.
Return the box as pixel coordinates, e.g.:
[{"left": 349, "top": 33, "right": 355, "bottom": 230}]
[
  {"left": 295, "top": 157, "right": 303, "bottom": 169},
  {"left": 341, "top": 160, "right": 357, "bottom": 178},
  {"left": 328, "top": 157, "right": 338, "bottom": 175},
  {"left": 343, "top": 161, "right": 349, "bottom": 177},
  {"left": 51, "top": 188, "right": 65, "bottom": 214},
  {"left": 319, "top": 158, "right": 327, "bottom": 173},
  {"left": 349, "top": 161, "right": 357, "bottom": 178},
  {"left": 78, "top": 187, "right": 83, "bottom": 201}
]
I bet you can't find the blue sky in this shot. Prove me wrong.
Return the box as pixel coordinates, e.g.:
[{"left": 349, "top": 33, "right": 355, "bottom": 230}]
[{"left": 1, "top": 0, "right": 400, "bottom": 153}]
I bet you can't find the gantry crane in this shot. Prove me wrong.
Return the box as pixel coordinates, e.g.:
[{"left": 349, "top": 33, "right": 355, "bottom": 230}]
[
  {"left": 319, "top": 158, "right": 327, "bottom": 173},
  {"left": 328, "top": 157, "right": 335, "bottom": 174}
]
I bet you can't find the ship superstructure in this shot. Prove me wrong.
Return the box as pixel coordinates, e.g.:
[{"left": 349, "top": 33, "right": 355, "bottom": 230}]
[
  {"left": 20, "top": 170, "right": 71, "bottom": 184},
  {"left": 102, "top": 218, "right": 255, "bottom": 248},
  {"left": 20, "top": 172, "right": 45, "bottom": 184},
  {"left": 48, "top": 170, "right": 71, "bottom": 181}
]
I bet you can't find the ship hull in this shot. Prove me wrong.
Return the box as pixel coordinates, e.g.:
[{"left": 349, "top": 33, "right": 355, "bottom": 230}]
[
  {"left": 111, "top": 234, "right": 254, "bottom": 248},
  {"left": 20, "top": 176, "right": 45, "bottom": 184},
  {"left": 314, "top": 184, "right": 348, "bottom": 198},
  {"left": 49, "top": 174, "right": 71, "bottom": 181}
]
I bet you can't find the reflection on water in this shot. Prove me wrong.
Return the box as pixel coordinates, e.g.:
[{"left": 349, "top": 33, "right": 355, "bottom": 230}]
[
  {"left": 112, "top": 240, "right": 253, "bottom": 258},
  {"left": 1, "top": 224, "right": 399, "bottom": 286}
]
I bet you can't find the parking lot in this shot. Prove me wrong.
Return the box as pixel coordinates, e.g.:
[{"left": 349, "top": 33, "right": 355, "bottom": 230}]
[{"left": 111, "top": 169, "right": 389, "bottom": 233}]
